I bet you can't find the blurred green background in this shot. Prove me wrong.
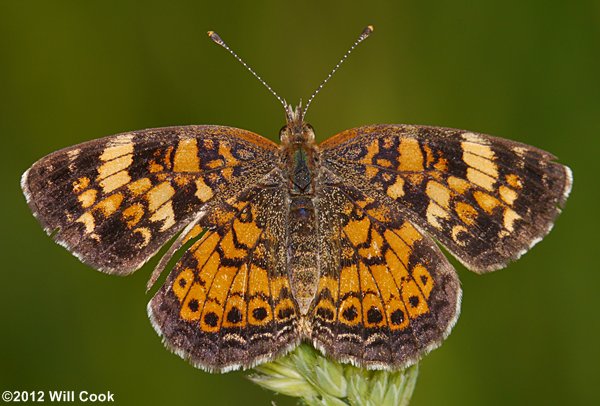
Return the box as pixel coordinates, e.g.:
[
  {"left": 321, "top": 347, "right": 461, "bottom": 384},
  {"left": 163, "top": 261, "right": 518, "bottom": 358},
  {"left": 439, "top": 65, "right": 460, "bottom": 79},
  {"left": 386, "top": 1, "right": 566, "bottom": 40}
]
[{"left": 1, "top": 1, "right": 598, "bottom": 405}]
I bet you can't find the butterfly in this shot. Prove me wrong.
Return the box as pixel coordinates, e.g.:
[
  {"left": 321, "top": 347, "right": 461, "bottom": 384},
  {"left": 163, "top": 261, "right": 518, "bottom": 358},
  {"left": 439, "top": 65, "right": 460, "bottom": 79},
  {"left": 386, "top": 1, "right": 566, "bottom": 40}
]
[{"left": 21, "top": 26, "right": 572, "bottom": 372}]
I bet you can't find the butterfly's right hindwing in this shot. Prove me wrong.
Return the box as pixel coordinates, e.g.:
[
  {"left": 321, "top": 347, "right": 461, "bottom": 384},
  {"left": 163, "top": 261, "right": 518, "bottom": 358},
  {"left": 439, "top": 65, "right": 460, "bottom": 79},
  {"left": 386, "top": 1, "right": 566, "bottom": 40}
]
[
  {"left": 310, "top": 181, "right": 461, "bottom": 369},
  {"left": 22, "top": 126, "right": 279, "bottom": 274}
]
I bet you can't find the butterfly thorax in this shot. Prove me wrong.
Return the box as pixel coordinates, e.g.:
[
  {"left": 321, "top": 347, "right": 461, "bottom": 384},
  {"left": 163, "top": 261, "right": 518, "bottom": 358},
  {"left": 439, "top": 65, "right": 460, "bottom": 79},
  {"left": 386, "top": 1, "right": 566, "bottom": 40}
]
[
  {"left": 279, "top": 106, "right": 320, "bottom": 314},
  {"left": 280, "top": 104, "right": 317, "bottom": 189},
  {"left": 284, "top": 141, "right": 316, "bottom": 194}
]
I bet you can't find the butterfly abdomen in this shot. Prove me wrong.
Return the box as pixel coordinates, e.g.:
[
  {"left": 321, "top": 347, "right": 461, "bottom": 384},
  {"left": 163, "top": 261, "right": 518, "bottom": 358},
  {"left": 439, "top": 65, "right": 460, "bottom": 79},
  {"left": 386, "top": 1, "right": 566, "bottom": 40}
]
[{"left": 287, "top": 196, "right": 319, "bottom": 315}]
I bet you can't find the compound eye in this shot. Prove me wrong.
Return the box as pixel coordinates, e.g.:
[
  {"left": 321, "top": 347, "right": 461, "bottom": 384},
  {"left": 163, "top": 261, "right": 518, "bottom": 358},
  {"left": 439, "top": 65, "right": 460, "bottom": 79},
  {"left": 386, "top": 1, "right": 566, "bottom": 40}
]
[
  {"left": 304, "top": 123, "right": 316, "bottom": 142},
  {"left": 278, "top": 125, "right": 288, "bottom": 140}
]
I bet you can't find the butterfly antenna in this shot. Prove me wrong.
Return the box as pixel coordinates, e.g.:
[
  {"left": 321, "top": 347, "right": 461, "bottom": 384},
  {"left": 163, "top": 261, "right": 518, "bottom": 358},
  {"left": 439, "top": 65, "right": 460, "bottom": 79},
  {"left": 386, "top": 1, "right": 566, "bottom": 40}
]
[
  {"left": 302, "top": 25, "right": 374, "bottom": 118},
  {"left": 208, "top": 31, "right": 288, "bottom": 110}
]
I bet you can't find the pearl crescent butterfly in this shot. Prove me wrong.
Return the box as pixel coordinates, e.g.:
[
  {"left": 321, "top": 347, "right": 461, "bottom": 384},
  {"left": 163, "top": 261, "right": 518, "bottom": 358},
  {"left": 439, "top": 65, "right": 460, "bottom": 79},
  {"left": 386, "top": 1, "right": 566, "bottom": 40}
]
[{"left": 21, "top": 26, "right": 572, "bottom": 372}]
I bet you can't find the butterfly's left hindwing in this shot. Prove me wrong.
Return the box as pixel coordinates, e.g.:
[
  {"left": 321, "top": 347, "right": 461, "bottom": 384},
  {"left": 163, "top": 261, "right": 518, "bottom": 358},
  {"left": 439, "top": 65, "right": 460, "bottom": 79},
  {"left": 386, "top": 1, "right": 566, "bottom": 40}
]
[
  {"left": 149, "top": 178, "right": 301, "bottom": 372},
  {"left": 22, "top": 126, "right": 278, "bottom": 275}
]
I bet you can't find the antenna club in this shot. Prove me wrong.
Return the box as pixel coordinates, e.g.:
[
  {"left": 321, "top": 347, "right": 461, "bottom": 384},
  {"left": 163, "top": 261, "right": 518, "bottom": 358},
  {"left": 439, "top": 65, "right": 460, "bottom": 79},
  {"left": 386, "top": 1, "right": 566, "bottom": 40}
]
[
  {"left": 361, "top": 25, "right": 374, "bottom": 39},
  {"left": 207, "top": 31, "right": 224, "bottom": 46}
]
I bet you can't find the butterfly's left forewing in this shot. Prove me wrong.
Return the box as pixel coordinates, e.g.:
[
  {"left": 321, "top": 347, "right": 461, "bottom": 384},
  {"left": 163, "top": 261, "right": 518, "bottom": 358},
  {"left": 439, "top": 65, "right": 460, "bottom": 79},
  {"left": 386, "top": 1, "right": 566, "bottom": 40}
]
[{"left": 22, "top": 125, "right": 279, "bottom": 275}]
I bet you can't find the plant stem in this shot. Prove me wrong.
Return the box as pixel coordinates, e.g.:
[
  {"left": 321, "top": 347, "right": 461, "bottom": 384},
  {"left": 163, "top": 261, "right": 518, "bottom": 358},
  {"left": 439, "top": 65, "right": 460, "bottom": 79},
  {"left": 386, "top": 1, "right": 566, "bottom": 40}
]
[{"left": 249, "top": 344, "right": 419, "bottom": 405}]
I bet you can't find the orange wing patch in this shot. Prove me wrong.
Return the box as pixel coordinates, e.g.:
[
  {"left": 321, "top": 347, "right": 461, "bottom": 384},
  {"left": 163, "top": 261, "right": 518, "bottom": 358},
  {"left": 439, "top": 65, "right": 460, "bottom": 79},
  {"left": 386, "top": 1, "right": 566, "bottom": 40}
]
[{"left": 171, "top": 206, "right": 267, "bottom": 334}]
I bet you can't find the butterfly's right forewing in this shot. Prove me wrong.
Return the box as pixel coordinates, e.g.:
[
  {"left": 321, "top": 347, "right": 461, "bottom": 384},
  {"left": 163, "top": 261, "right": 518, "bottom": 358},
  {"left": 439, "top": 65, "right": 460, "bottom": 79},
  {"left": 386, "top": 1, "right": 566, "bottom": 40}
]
[{"left": 320, "top": 125, "right": 572, "bottom": 273}]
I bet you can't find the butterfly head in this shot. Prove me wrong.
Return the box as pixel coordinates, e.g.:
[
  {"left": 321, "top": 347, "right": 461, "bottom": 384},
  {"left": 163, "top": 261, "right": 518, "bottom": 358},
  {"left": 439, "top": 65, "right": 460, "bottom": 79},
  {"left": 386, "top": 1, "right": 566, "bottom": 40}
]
[{"left": 280, "top": 103, "right": 315, "bottom": 145}]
